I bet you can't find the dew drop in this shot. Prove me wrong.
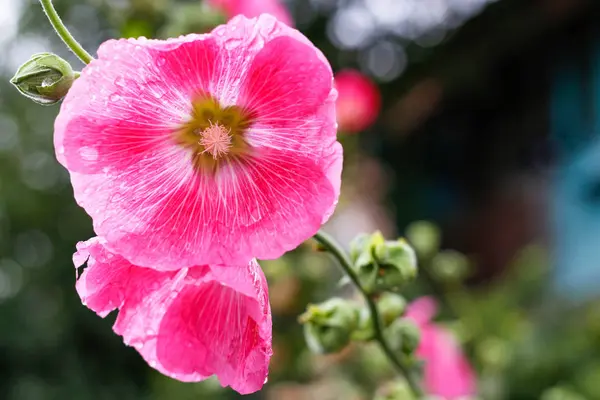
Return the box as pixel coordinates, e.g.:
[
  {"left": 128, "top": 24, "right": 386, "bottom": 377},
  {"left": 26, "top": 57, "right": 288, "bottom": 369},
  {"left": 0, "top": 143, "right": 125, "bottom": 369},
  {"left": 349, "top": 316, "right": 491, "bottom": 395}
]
[
  {"left": 156, "top": 56, "right": 166, "bottom": 67},
  {"left": 79, "top": 146, "right": 98, "bottom": 161},
  {"left": 224, "top": 38, "right": 245, "bottom": 50},
  {"left": 41, "top": 77, "right": 54, "bottom": 87},
  {"left": 109, "top": 93, "right": 121, "bottom": 102},
  {"left": 115, "top": 77, "right": 126, "bottom": 87}
]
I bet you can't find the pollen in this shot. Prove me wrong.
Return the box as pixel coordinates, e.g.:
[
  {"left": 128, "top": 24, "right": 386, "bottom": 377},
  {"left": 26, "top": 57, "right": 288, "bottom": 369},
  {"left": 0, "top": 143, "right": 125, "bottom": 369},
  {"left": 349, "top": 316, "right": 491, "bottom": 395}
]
[{"left": 197, "top": 122, "right": 232, "bottom": 159}]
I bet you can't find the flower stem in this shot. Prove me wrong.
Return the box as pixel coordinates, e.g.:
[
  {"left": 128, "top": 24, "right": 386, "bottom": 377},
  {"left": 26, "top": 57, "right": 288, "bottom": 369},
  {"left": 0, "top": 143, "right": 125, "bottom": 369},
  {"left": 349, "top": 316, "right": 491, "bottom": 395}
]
[
  {"left": 39, "top": 0, "right": 93, "bottom": 65},
  {"left": 313, "top": 230, "right": 424, "bottom": 397}
]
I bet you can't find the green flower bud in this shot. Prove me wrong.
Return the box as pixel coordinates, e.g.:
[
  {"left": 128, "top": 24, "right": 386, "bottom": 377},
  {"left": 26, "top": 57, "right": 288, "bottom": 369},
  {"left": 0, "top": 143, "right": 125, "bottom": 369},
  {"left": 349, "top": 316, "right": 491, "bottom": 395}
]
[
  {"left": 10, "top": 53, "right": 76, "bottom": 105},
  {"left": 299, "top": 298, "right": 359, "bottom": 354},
  {"left": 374, "top": 380, "right": 417, "bottom": 400},
  {"left": 349, "top": 232, "right": 418, "bottom": 293},
  {"left": 377, "top": 293, "right": 407, "bottom": 327},
  {"left": 430, "top": 250, "right": 470, "bottom": 283},
  {"left": 385, "top": 319, "right": 421, "bottom": 355},
  {"left": 352, "top": 307, "right": 375, "bottom": 341},
  {"left": 374, "top": 238, "right": 418, "bottom": 290},
  {"left": 350, "top": 232, "right": 383, "bottom": 264},
  {"left": 406, "top": 220, "right": 441, "bottom": 257}
]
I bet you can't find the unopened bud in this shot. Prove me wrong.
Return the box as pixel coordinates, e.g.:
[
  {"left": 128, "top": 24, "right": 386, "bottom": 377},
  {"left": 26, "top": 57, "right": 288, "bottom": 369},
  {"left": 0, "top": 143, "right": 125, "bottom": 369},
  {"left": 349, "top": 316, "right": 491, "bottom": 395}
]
[
  {"left": 10, "top": 53, "right": 76, "bottom": 105},
  {"left": 406, "top": 220, "right": 441, "bottom": 257},
  {"left": 385, "top": 319, "right": 421, "bottom": 355},
  {"left": 299, "top": 298, "right": 359, "bottom": 354},
  {"left": 373, "top": 238, "right": 418, "bottom": 290},
  {"left": 349, "top": 232, "right": 418, "bottom": 293},
  {"left": 377, "top": 293, "right": 407, "bottom": 327}
]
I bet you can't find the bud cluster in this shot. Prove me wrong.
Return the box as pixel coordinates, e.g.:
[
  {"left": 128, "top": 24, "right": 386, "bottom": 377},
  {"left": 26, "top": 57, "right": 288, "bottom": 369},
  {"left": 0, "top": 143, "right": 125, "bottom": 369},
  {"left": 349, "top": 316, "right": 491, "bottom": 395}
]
[{"left": 300, "top": 231, "right": 422, "bottom": 359}]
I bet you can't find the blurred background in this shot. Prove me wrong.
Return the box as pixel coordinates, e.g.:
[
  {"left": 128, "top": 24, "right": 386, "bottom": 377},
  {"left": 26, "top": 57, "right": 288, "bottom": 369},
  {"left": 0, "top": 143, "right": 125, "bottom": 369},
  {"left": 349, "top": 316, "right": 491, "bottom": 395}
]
[{"left": 2, "top": 0, "right": 600, "bottom": 399}]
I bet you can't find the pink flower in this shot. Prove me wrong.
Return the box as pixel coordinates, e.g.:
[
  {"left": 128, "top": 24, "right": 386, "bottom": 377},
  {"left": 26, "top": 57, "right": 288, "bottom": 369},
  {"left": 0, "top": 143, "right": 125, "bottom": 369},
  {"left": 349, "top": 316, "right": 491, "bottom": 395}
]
[
  {"left": 74, "top": 237, "right": 272, "bottom": 394},
  {"left": 55, "top": 15, "right": 342, "bottom": 270},
  {"left": 405, "top": 297, "right": 477, "bottom": 399},
  {"left": 207, "top": 0, "right": 294, "bottom": 27},
  {"left": 334, "top": 69, "right": 381, "bottom": 133}
]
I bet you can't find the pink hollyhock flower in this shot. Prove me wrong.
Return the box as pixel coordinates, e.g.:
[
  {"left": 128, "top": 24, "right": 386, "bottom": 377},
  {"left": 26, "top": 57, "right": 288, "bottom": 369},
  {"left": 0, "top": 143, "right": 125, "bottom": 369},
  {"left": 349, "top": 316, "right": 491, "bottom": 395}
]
[
  {"left": 55, "top": 15, "right": 342, "bottom": 270},
  {"left": 208, "top": 0, "right": 294, "bottom": 27},
  {"left": 334, "top": 69, "right": 381, "bottom": 133},
  {"left": 74, "top": 237, "right": 272, "bottom": 395},
  {"left": 405, "top": 297, "right": 477, "bottom": 399}
]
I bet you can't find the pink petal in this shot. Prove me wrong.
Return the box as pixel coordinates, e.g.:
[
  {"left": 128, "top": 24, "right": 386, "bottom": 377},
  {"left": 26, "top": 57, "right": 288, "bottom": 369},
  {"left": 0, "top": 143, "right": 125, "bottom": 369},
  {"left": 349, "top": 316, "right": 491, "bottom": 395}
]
[
  {"left": 239, "top": 33, "right": 338, "bottom": 165},
  {"left": 405, "top": 297, "right": 476, "bottom": 399},
  {"left": 417, "top": 326, "right": 477, "bottom": 399},
  {"left": 55, "top": 15, "right": 341, "bottom": 270},
  {"left": 405, "top": 296, "right": 439, "bottom": 325},
  {"left": 75, "top": 238, "right": 272, "bottom": 395}
]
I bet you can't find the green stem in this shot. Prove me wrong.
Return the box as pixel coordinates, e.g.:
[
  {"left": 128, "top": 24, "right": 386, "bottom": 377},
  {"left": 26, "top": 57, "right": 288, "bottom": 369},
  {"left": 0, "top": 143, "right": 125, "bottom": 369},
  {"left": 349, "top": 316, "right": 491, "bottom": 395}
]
[
  {"left": 39, "top": 0, "right": 93, "bottom": 64},
  {"left": 313, "top": 230, "right": 424, "bottom": 397}
]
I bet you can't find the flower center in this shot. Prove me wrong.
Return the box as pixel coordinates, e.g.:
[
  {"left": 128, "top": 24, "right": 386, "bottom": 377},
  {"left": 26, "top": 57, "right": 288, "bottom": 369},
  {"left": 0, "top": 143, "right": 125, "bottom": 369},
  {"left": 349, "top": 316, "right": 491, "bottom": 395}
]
[
  {"left": 197, "top": 122, "right": 232, "bottom": 159},
  {"left": 173, "top": 95, "right": 254, "bottom": 173}
]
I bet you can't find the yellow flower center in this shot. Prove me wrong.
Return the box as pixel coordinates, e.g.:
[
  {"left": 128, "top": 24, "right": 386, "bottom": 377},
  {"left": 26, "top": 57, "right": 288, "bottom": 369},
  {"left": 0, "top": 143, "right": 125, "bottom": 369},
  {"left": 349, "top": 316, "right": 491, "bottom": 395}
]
[{"left": 174, "top": 95, "right": 254, "bottom": 173}]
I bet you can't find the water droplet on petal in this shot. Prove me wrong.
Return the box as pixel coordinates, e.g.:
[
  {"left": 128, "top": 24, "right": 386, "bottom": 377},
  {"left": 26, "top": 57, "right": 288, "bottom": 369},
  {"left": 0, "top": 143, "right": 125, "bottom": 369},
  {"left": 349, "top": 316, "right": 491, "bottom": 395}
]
[
  {"left": 224, "top": 38, "right": 244, "bottom": 51},
  {"left": 115, "top": 77, "right": 126, "bottom": 87},
  {"left": 156, "top": 56, "right": 166, "bottom": 67},
  {"left": 79, "top": 146, "right": 98, "bottom": 161},
  {"left": 109, "top": 93, "right": 121, "bottom": 102}
]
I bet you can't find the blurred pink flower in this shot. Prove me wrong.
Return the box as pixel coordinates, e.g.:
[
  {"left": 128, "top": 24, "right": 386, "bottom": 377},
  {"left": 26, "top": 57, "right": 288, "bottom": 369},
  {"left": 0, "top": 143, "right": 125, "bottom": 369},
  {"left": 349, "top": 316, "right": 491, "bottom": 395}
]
[
  {"left": 208, "top": 0, "right": 294, "bottom": 27},
  {"left": 334, "top": 69, "right": 381, "bottom": 133},
  {"left": 406, "top": 297, "right": 477, "bottom": 399},
  {"left": 74, "top": 237, "right": 272, "bottom": 395},
  {"left": 55, "top": 15, "right": 342, "bottom": 270}
]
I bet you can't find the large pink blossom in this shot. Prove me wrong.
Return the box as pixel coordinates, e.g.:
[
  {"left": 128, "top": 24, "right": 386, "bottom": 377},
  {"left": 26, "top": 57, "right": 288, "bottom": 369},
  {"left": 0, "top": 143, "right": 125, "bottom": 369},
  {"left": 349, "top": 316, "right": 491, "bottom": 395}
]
[
  {"left": 55, "top": 15, "right": 342, "bottom": 270},
  {"left": 74, "top": 237, "right": 272, "bottom": 394},
  {"left": 405, "top": 297, "right": 477, "bottom": 399},
  {"left": 334, "top": 69, "right": 381, "bottom": 133},
  {"left": 208, "top": 0, "right": 294, "bottom": 27}
]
